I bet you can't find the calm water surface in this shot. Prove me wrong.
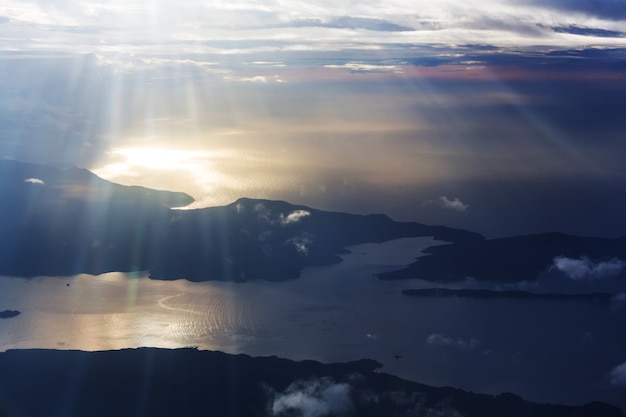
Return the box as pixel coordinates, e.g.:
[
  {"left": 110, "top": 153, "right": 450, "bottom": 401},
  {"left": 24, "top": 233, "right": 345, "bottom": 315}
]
[{"left": 1, "top": 237, "right": 625, "bottom": 410}]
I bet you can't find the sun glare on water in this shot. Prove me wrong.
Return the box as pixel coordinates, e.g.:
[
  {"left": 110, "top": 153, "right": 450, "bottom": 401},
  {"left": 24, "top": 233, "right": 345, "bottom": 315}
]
[{"left": 93, "top": 146, "right": 232, "bottom": 203}]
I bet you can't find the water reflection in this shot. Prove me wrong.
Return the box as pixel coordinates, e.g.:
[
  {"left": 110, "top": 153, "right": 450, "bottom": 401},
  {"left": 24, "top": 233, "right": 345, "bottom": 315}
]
[{"left": 1, "top": 237, "right": 626, "bottom": 410}]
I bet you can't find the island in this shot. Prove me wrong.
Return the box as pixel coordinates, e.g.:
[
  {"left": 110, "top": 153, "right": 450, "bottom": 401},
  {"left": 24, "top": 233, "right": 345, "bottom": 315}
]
[
  {"left": 401, "top": 288, "right": 614, "bottom": 301},
  {"left": 0, "top": 160, "right": 483, "bottom": 282},
  {"left": 0, "top": 348, "right": 622, "bottom": 417},
  {"left": 0, "top": 310, "right": 20, "bottom": 319},
  {"left": 379, "top": 232, "right": 626, "bottom": 283}
]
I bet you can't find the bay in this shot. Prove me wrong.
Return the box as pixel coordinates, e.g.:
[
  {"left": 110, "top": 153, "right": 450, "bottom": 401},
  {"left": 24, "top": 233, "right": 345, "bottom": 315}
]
[{"left": 0, "top": 236, "right": 625, "bottom": 410}]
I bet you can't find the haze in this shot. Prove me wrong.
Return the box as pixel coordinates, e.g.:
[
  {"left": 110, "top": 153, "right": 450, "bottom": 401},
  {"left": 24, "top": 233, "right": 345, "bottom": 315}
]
[{"left": 1, "top": 0, "right": 626, "bottom": 237}]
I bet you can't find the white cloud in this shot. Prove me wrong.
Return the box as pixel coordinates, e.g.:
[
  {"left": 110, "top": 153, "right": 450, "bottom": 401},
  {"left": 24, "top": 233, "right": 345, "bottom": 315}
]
[
  {"left": 236, "top": 75, "right": 267, "bottom": 83},
  {"left": 285, "top": 233, "right": 314, "bottom": 255},
  {"left": 280, "top": 210, "right": 311, "bottom": 226},
  {"left": 551, "top": 256, "right": 626, "bottom": 281},
  {"left": 427, "top": 333, "right": 481, "bottom": 350},
  {"left": 609, "top": 361, "right": 626, "bottom": 386},
  {"left": 2, "top": 0, "right": 625, "bottom": 58},
  {"left": 226, "top": 74, "right": 286, "bottom": 83},
  {"left": 324, "top": 62, "right": 404, "bottom": 73},
  {"left": 251, "top": 61, "right": 285, "bottom": 67},
  {"left": 439, "top": 196, "right": 468, "bottom": 212},
  {"left": 24, "top": 177, "right": 45, "bottom": 185},
  {"left": 272, "top": 378, "right": 353, "bottom": 417},
  {"left": 425, "top": 196, "right": 469, "bottom": 212}
]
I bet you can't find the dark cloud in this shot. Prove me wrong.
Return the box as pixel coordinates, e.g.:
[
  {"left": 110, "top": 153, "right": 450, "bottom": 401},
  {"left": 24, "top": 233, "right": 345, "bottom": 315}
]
[
  {"left": 550, "top": 25, "right": 626, "bottom": 38},
  {"left": 525, "top": 0, "right": 626, "bottom": 20},
  {"left": 454, "top": 47, "right": 626, "bottom": 74}
]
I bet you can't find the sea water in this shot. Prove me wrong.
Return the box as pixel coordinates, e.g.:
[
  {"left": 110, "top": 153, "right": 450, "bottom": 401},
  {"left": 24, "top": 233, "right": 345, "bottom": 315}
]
[{"left": 0, "top": 237, "right": 625, "bottom": 410}]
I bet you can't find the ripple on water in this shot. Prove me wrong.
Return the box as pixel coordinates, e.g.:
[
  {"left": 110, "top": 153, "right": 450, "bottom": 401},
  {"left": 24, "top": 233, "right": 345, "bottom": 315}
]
[{"left": 155, "top": 286, "right": 270, "bottom": 342}]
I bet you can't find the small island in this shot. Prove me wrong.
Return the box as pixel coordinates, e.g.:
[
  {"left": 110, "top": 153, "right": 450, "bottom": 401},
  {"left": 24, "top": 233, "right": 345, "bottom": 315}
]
[
  {"left": 402, "top": 288, "right": 614, "bottom": 301},
  {"left": 0, "top": 310, "right": 20, "bottom": 319},
  {"left": 378, "top": 233, "right": 626, "bottom": 283}
]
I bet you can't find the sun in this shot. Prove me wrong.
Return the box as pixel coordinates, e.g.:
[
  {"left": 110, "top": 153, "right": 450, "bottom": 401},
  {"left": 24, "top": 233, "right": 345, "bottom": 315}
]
[{"left": 92, "top": 146, "right": 232, "bottom": 204}]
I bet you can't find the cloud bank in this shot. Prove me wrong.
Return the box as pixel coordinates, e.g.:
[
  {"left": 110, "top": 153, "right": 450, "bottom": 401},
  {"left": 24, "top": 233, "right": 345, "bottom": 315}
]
[{"left": 270, "top": 376, "right": 466, "bottom": 417}]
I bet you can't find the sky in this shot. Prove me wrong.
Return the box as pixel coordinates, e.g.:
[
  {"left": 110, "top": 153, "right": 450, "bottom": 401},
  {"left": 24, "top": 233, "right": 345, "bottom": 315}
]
[{"left": 1, "top": 0, "right": 626, "bottom": 237}]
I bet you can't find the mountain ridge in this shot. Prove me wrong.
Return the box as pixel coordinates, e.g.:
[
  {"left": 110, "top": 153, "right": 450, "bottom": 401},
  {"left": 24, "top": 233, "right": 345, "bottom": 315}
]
[
  {"left": 379, "top": 232, "right": 626, "bottom": 283},
  {"left": 0, "top": 160, "right": 483, "bottom": 282},
  {"left": 0, "top": 348, "right": 622, "bottom": 417}
]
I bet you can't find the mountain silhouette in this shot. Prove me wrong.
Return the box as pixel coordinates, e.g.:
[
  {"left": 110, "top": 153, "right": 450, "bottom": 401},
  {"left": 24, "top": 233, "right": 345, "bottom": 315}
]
[
  {"left": 0, "top": 160, "right": 483, "bottom": 281},
  {"left": 0, "top": 348, "right": 621, "bottom": 417},
  {"left": 379, "top": 232, "right": 626, "bottom": 282}
]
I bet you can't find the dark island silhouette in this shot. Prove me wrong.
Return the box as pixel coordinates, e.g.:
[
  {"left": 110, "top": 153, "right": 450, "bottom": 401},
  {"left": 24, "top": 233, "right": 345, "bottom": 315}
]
[
  {"left": 4, "top": 159, "right": 626, "bottom": 286},
  {"left": 0, "top": 310, "right": 20, "bottom": 319},
  {"left": 402, "top": 288, "right": 614, "bottom": 301},
  {"left": 0, "top": 160, "right": 483, "bottom": 282},
  {"left": 0, "top": 348, "right": 622, "bottom": 417},
  {"left": 379, "top": 232, "right": 626, "bottom": 283}
]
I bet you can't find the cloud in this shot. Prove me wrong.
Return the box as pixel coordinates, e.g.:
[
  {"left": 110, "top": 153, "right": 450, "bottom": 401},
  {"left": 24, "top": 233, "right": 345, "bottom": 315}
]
[
  {"left": 225, "top": 75, "right": 285, "bottom": 83},
  {"left": 550, "top": 25, "right": 626, "bottom": 38},
  {"left": 439, "top": 196, "right": 469, "bottom": 212},
  {"left": 524, "top": 0, "right": 626, "bottom": 20},
  {"left": 253, "top": 206, "right": 311, "bottom": 228},
  {"left": 359, "top": 387, "right": 466, "bottom": 416},
  {"left": 280, "top": 210, "right": 311, "bottom": 226},
  {"left": 427, "top": 333, "right": 481, "bottom": 350},
  {"left": 254, "top": 203, "right": 274, "bottom": 223},
  {"left": 24, "top": 177, "right": 45, "bottom": 185},
  {"left": 609, "top": 361, "right": 626, "bottom": 386},
  {"left": 551, "top": 256, "right": 626, "bottom": 280},
  {"left": 4, "top": 0, "right": 626, "bottom": 60},
  {"left": 285, "top": 232, "right": 315, "bottom": 255},
  {"left": 284, "top": 16, "right": 414, "bottom": 32},
  {"left": 324, "top": 63, "right": 404, "bottom": 74},
  {"left": 271, "top": 378, "right": 353, "bottom": 417},
  {"left": 241, "top": 76, "right": 267, "bottom": 82},
  {"left": 425, "top": 196, "right": 469, "bottom": 212}
]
